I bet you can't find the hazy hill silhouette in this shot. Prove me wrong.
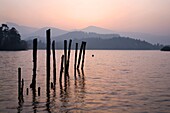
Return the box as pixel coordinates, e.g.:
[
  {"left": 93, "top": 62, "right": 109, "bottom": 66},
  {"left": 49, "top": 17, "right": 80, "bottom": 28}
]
[
  {"left": 27, "top": 31, "right": 163, "bottom": 50},
  {"left": 55, "top": 37, "right": 162, "bottom": 50},
  {"left": 82, "top": 26, "right": 116, "bottom": 34},
  {"left": 81, "top": 26, "right": 170, "bottom": 45},
  {"left": 55, "top": 31, "right": 120, "bottom": 41},
  {"left": 6, "top": 22, "right": 38, "bottom": 38},
  {"left": 4, "top": 23, "right": 163, "bottom": 50},
  {"left": 6, "top": 22, "right": 170, "bottom": 45},
  {"left": 118, "top": 32, "right": 170, "bottom": 45},
  {"left": 6, "top": 22, "right": 68, "bottom": 40},
  {"left": 26, "top": 27, "right": 68, "bottom": 41}
]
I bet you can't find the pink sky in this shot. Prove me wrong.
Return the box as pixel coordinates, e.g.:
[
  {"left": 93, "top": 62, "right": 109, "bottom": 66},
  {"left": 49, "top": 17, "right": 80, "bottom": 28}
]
[{"left": 0, "top": 0, "right": 170, "bottom": 35}]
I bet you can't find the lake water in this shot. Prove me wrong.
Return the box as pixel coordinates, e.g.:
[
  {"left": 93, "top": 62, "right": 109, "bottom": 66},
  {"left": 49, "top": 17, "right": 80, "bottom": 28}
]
[{"left": 0, "top": 50, "right": 170, "bottom": 113}]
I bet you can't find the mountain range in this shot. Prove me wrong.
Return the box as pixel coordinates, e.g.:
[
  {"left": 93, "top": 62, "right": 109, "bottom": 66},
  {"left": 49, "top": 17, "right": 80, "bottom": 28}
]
[
  {"left": 6, "top": 22, "right": 170, "bottom": 45},
  {"left": 6, "top": 22, "right": 38, "bottom": 37}
]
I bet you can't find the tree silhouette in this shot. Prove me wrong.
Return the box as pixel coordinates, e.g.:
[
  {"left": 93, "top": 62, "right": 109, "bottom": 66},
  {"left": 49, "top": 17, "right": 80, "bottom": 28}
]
[{"left": 0, "top": 24, "right": 27, "bottom": 50}]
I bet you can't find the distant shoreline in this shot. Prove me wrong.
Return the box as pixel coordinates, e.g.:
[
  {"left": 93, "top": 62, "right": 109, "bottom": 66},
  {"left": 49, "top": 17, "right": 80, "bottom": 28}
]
[{"left": 0, "top": 49, "right": 161, "bottom": 51}]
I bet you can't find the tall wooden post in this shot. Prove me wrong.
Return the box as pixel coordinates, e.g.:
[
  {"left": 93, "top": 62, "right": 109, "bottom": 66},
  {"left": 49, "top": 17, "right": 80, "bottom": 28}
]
[
  {"left": 52, "top": 40, "right": 56, "bottom": 87},
  {"left": 67, "top": 39, "right": 72, "bottom": 77},
  {"left": 77, "top": 42, "right": 84, "bottom": 69},
  {"left": 64, "top": 40, "right": 67, "bottom": 84},
  {"left": 18, "top": 67, "right": 21, "bottom": 99},
  {"left": 81, "top": 42, "right": 86, "bottom": 70},
  {"left": 46, "top": 29, "right": 51, "bottom": 92},
  {"left": 60, "top": 55, "right": 64, "bottom": 83},
  {"left": 30, "top": 38, "right": 37, "bottom": 89},
  {"left": 74, "top": 43, "right": 78, "bottom": 79}
]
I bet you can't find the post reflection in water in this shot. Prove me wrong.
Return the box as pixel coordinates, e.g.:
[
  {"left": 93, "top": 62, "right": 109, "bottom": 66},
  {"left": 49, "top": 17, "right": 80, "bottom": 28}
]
[
  {"left": 58, "top": 69, "right": 86, "bottom": 112},
  {"left": 17, "top": 97, "right": 24, "bottom": 113},
  {"left": 74, "top": 69, "right": 86, "bottom": 110},
  {"left": 46, "top": 88, "right": 51, "bottom": 113},
  {"left": 32, "top": 89, "right": 38, "bottom": 113},
  {"left": 59, "top": 76, "right": 71, "bottom": 113},
  {"left": 17, "top": 65, "right": 86, "bottom": 112},
  {"left": 52, "top": 87, "right": 56, "bottom": 103},
  {"left": 51, "top": 86, "right": 57, "bottom": 113}
]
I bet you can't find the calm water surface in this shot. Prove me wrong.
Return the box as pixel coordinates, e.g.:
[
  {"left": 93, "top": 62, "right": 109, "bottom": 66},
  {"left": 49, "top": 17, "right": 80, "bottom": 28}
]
[{"left": 0, "top": 50, "right": 170, "bottom": 113}]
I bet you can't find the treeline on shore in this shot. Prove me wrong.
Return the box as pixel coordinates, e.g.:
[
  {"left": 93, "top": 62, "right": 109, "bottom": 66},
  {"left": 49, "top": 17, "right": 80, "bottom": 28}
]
[
  {"left": 27, "top": 38, "right": 163, "bottom": 50},
  {"left": 0, "top": 24, "right": 27, "bottom": 51}
]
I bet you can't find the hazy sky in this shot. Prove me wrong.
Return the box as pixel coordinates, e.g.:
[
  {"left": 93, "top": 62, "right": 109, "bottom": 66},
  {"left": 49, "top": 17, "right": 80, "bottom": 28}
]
[{"left": 0, "top": 0, "right": 170, "bottom": 35}]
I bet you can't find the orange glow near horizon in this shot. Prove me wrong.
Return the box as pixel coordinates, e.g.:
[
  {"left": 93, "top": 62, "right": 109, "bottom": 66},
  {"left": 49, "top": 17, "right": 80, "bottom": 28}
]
[{"left": 0, "top": 0, "right": 170, "bottom": 35}]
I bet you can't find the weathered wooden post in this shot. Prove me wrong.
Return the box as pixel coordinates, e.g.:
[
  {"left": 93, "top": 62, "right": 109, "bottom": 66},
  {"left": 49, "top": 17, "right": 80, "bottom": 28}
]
[
  {"left": 21, "top": 79, "right": 24, "bottom": 96},
  {"left": 51, "top": 82, "right": 54, "bottom": 89},
  {"left": 18, "top": 67, "right": 21, "bottom": 99},
  {"left": 74, "top": 43, "right": 78, "bottom": 79},
  {"left": 46, "top": 29, "right": 51, "bottom": 92},
  {"left": 77, "top": 42, "right": 84, "bottom": 69},
  {"left": 38, "top": 87, "right": 40, "bottom": 96},
  {"left": 26, "top": 88, "right": 29, "bottom": 95},
  {"left": 52, "top": 40, "right": 56, "bottom": 87},
  {"left": 30, "top": 38, "right": 37, "bottom": 89},
  {"left": 59, "top": 55, "right": 64, "bottom": 83},
  {"left": 64, "top": 40, "right": 67, "bottom": 84},
  {"left": 77, "top": 69, "right": 81, "bottom": 77},
  {"left": 67, "top": 39, "right": 72, "bottom": 77},
  {"left": 81, "top": 42, "right": 86, "bottom": 70}
]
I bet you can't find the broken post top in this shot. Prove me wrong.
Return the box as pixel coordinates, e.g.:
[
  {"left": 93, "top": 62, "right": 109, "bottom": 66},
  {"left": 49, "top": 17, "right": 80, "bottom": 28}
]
[
  {"left": 46, "top": 29, "right": 51, "bottom": 48},
  {"left": 33, "top": 38, "right": 37, "bottom": 43},
  {"left": 52, "top": 40, "right": 55, "bottom": 48},
  {"left": 46, "top": 29, "right": 51, "bottom": 37},
  {"left": 33, "top": 38, "right": 37, "bottom": 62},
  {"left": 46, "top": 29, "right": 51, "bottom": 51}
]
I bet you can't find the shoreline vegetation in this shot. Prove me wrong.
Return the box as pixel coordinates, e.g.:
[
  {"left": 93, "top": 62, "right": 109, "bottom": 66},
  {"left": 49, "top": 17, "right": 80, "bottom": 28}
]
[
  {"left": 0, "top": 24, "right": 27, "bottom": 51},
  {"left": 0, "top": 24, "right": 166, "bottom": 51},
  {"left": 161, "top": 46, "right": 170, "bottom": 51},
  {"left": 27, "top": 37, "right": 163, "bottom": 50}
]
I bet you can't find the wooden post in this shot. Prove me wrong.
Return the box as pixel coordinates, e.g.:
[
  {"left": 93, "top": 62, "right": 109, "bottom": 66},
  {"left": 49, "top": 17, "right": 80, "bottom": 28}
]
[
  {"left": 21, "top": 79, "right": 24, "bottom": 96},
  {"left": 30, "top": 38, "right": 37, "bottom": 89},
  {"left": 18, "top": 67, "right": 21, "bottom": 98},
  {"left": 81, "top": 42, "right": 86, "bottom": 70},
  {"left": 26, "top": 88, "right": 29, "bottom": 95},
  {"left": 77, "top": 42, "right": 84, "bottom": 69},
  {"left": 51, "top": 82, "right": 53, "bottom": 89},
  {"left": 67, "top": 39, "right": 72, "bottom": 77},
  {"left": 74, "top": 43, "right": 78, "bottom": 79},
  {"left": 77, "top": 69, "right": 81, "bottom": 77},
  {"left": 38, "top": 87, "right": 40, "bottom": 96},
  {"left": 52, "top": 40, "right": 56, "bottom": 87},
  {"left": 59, "top": 55, "right": 64, "bottom": 83},
  {"left": 64, "top": 40, "right": 67, "bottom": 84},
  {"left": 46, "top": 29, "right": 51, "bottom": 92}
]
